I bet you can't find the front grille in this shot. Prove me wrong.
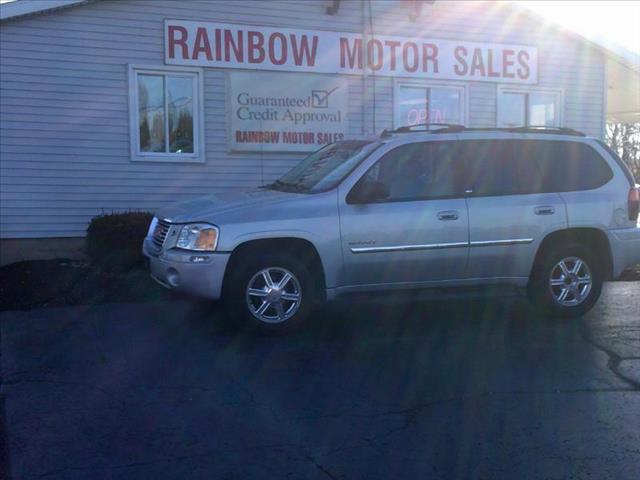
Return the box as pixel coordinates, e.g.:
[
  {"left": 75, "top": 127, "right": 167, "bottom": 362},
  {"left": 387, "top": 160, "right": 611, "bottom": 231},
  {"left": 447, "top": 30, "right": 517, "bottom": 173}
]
[{"left": 152, "top": 220, "right": 171, "bottom": 248}]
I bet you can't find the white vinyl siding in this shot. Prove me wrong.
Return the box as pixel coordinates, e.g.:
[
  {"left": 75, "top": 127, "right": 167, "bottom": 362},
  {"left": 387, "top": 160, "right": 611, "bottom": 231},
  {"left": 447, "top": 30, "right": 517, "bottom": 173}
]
[{"left": 0, "top": 0, "right": 606, "bottom": 238}]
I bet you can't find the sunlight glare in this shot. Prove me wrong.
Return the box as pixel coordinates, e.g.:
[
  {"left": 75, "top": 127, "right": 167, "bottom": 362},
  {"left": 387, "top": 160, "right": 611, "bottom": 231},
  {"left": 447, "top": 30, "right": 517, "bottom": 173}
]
[{"left": 515, "top": 1, "right": 640, "bottom": 55}]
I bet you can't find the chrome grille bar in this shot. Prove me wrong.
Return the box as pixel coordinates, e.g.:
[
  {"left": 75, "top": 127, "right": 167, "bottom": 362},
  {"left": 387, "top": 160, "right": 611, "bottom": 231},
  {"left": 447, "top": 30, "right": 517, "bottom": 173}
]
[{"left": 152, "top": 220, "right": 171, "bottom": 248}]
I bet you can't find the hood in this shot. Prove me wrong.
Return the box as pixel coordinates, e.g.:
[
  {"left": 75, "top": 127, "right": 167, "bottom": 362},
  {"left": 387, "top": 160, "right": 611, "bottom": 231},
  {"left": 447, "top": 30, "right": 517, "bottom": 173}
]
[{"left": 155, "top": 188, "right": 300, "bottom": 223}]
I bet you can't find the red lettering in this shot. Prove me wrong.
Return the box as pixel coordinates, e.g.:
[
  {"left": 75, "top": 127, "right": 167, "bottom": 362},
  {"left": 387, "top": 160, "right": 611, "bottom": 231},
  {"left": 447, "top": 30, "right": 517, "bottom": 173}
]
[
  {"left": 470, "top": 48, "right": 486, "bottom": 77},
  {"left": 403, "top": 42, "right": 419, "bottom": 72},
  {"left": 502, "top": 49, "right": 515, "bottom": 78},
  {"left": 248, "top": 31, "right": 265, "bottom": 63},
  {"left": 422, "top": 43, "right": 439, "bottom": 73},
  {"left": 224, "top": 29, "right": 243, "bottom": 62},
  {"left": 367, "top": 39, "right": 383, "bottom": 71},
  {"left": 340, "top": 37, "right": 362, "bottom": 69},
  {"left": 385, "top": 40, "right": 401, "bottom": 71},
  {"left": 454, "top": 46, "right": 468, "bottom": 75},
  {"left": 291, "top": 34, "right": 318, "bottom": 66},
  {"left": 517, "top": 51, "right": 530, "bottom": 80},
  {"left": 168, "top": 25, "right": 188, "bottom": 59},
  {"left": 214, "top": 29, "right": 222, "bottom": 61},
  {"left": 487, "top": 49, "right": 500, "bottom": 77},
  {"left": 268, "top": 32, "right": 288, "bottom": 65},
  {"left": 192, "top": 27, "right": 212, "bottom": 61},
  {"left": 236, "top": 131, "right": 281, "bottom": 144}
]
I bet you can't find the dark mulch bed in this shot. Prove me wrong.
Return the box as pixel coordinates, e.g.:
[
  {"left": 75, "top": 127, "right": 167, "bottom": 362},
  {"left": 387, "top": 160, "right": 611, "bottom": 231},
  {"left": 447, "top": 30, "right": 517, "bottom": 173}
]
[
  {"left": 0, "top": 259, "right": 175, "bottom": 312},
  {"left": 0, "top": 260, "right": 638, "bottom": 312}
]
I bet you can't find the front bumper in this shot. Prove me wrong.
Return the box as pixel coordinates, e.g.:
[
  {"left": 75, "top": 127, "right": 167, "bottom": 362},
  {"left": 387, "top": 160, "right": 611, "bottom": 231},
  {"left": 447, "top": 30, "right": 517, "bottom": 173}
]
[
  {"left": 143, "top": 238, "right": 230, "bottom": 299},
  {"left": 608, "top": 226, "right": 640, "bottom": 279}
]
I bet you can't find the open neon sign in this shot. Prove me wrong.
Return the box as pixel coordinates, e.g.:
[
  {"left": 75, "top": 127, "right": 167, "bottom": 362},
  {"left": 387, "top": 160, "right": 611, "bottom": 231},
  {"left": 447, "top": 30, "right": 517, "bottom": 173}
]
[{"left": 406, "top": 108, "right": 447, "bottom": 124}]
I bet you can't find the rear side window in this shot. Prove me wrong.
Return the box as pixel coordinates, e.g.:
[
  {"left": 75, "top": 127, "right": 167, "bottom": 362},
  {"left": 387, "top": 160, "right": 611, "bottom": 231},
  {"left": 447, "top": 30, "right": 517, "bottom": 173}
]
[
  {"left": 518, "top": 140, "right": 613, "bottom": 193},
  {"left": 457, "top": 139, "right": 613, "bottom": 197},
  {"left": 457, "top": 140, "right": 520, "bottom": 196}
]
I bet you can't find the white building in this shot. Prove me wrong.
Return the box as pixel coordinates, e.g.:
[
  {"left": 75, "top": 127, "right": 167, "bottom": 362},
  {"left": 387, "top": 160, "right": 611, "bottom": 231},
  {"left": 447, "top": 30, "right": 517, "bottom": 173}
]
[{"left": 1, "top": 0, "right": 638, "bottom": 264}]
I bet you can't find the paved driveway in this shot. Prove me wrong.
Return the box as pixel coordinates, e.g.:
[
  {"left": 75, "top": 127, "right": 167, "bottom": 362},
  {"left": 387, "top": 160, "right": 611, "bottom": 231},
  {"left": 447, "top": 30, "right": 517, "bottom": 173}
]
[{"left": 1, "top": 283, "right": 639, "bottom": 479}]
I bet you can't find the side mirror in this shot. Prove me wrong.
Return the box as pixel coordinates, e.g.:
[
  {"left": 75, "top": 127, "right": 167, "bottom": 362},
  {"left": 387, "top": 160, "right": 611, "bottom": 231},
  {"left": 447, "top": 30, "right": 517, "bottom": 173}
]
[{"left": 348, "top": 180, "right": 390, "bottom": 204}]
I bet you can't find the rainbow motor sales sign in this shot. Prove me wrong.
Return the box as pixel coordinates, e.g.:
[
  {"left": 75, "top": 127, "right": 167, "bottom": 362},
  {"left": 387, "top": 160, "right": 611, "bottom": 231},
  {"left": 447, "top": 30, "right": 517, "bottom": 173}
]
[{"left": 164, "top": 19, "right": 538, "bottom": 84}]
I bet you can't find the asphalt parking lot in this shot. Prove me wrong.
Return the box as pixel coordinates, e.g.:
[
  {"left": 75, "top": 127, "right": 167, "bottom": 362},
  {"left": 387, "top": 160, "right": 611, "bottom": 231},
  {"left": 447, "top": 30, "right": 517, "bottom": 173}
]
[{"left": 1, "top": 282, "right": 639, "bottom": 479}]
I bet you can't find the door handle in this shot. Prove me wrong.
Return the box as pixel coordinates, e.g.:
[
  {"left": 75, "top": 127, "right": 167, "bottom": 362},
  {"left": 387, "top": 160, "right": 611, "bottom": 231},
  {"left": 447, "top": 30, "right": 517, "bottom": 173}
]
[
  {"left": 535, "top": 206, "right": 555, "bottom": 215},
  {"left": 437, "top": 210, "right": 459, "bottom": 221}
]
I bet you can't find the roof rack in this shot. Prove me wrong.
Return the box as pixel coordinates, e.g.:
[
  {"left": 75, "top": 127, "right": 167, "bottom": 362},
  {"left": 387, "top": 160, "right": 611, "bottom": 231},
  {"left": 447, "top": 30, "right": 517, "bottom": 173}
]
[
  {"left": 505, "top": 126, "right": 586, "bottom": 136},
  {"left": 380, "top": 124, "right": 586, "bottom": 137},
  {"left": 380, "top": 123, "right": 466, "bottom": 137}
]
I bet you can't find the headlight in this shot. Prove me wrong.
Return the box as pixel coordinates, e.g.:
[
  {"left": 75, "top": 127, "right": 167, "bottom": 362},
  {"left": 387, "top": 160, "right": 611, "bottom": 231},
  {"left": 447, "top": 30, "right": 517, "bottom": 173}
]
[{"left": 176, "top": 223, "right": 219, "bottom": 251}]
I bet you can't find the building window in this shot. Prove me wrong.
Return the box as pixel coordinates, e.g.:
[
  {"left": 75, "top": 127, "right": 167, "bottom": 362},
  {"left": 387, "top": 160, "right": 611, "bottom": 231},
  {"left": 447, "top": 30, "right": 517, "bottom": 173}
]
[
  {"left": 497, "top": 87, "right": 562, "bottom": 128},
  {"left": 129, "top": 65, "right": 203, "bottom": 162},
  {"left": 394, "top": 82, "right": 466, "bottom": 127}
]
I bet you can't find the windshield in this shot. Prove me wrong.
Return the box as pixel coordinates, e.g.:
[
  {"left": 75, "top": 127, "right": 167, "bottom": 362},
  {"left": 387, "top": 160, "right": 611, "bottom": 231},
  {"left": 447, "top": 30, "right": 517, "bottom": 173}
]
[{"left": 267, "top": 140, "right": 380, "bottom": 193}]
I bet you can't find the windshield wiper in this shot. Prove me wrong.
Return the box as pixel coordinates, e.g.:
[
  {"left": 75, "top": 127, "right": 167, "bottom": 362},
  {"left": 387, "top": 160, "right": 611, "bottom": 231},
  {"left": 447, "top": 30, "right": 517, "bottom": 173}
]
[{"left": 270, "top": 179, "right": 309, "bottom": 192}]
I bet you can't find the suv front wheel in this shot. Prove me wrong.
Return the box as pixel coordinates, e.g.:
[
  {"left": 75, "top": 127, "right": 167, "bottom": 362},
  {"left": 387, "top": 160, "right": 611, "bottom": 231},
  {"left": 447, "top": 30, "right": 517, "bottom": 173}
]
[
  {"left": 223, "top": 252, "right": 317, "bottom": 333},
  {"left": 528, "top": 244, "right": 603, "bottom": 318}
]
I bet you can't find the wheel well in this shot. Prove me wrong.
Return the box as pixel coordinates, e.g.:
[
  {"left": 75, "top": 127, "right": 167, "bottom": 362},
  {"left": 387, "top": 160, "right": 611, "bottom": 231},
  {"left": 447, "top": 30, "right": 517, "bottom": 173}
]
[
  {"left": 223, "top": 238, "right": 327, "bottom": 299},
  {"left": 531, "top": 228, "right": 613, "bottom": 280}
]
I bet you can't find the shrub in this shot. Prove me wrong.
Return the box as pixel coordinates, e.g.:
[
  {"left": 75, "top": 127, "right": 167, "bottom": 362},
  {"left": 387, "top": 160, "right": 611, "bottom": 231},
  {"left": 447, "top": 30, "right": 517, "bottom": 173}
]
[{"left": 86, "top": 211, "right": 153, "bottom": 273}]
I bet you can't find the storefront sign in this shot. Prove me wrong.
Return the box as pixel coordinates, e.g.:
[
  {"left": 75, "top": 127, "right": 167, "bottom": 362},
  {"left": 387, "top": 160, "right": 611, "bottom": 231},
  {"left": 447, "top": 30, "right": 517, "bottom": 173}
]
[
  {"left": 228, "top": 72, "right": 349, "bottom": 152},
  {"left": 165, "top": 19, "right": 538, "bottom": 84}
]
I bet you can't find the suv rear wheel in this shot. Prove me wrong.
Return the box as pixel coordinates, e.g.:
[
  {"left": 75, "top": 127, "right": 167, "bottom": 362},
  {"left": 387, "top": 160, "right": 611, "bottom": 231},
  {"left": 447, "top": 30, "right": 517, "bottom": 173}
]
[
  {"left": 528, "top": 244, "right": 603, "bottom": 318},
  {"left": 223, "top": 252, "right": 317, "bottom": 333}
]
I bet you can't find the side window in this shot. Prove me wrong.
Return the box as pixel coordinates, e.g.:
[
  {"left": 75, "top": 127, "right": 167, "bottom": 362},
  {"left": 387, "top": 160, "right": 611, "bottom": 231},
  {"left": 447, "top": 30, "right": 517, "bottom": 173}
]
[
  {"left": 129, "top": 66, "right": 203, "bottom": 162},
  {"left": 595, "top": 140, "right": 635, "bottom": 185},
  {"left": 459, "top": 140, "right": 520, "bottom": 197},
  {"left": 497, "top": 88, "right": 562, "bottom": 128},
  {"left": 358, "top": 142, "right": 460, "bottom": 201},
  {"left": 524, "top": 141, "right": 614, "bottom": 192},
  {"left": 513, "top": 140, "right": 548, "bottom": 194}
]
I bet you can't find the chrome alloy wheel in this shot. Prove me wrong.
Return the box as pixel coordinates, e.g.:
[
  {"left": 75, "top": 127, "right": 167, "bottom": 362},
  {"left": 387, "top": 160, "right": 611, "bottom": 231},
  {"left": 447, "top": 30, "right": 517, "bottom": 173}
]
[
  {"left": 548, "top": 256, "right": 593, "bottom": 307},
  {"left": 245, "top": 267, "right": 302, "bottom": 323}
]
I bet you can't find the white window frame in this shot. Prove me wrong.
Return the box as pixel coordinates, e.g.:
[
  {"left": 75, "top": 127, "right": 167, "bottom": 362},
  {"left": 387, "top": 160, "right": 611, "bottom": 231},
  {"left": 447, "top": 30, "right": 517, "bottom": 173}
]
[
  {"left": 497, "top": 86, "right": 564, "bottom": 128},
  {"left": 393, "top": 80, "right": 468, "bottom": 128},
  {"left": 128, "top": 64, "right": 205, "bottom": 163}
]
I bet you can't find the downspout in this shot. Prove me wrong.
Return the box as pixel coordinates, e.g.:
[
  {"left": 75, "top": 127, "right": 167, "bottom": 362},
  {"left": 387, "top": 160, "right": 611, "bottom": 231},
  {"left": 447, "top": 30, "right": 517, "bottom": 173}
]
[
  {"left": 601, "top": 57, "right": 608, "bottom": 141},
  {"left": 368, "top": 0, "right": 376, "bottom": 134},
  {"left": 361, "top": 0, "right": 368, "bottom": 135}
]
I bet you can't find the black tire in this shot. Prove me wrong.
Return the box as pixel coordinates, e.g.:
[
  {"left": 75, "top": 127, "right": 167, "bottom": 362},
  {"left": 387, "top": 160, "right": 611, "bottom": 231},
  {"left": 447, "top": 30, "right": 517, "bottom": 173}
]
[
  {"left": 528, "top": 243, "right": 603, "bottom": 318},
  {"left": 222, "top": 252, "right": 319, "bottom": 333}
]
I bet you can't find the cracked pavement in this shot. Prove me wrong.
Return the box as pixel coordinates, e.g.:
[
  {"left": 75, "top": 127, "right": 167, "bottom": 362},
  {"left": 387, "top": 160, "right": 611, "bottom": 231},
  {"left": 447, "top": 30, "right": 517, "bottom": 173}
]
[{"left": 1, "top": 282, "right": 639, "bottom": 479}]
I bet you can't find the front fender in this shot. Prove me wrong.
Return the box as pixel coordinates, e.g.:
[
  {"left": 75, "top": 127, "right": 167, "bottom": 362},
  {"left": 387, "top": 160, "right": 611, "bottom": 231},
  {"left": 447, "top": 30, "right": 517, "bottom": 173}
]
[{"left": 222, "top": 228, "right": 342, "bottom": 291}]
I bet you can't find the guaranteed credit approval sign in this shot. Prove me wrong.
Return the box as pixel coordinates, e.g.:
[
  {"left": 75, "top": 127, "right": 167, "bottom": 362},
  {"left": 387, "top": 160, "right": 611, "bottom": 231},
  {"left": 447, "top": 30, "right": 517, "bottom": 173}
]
[
  {"left": 165, "top": 20, "right": 538, "bottom": 84},
  {"left": 229, "top": 72, "right": 349, "bottom": 152}
]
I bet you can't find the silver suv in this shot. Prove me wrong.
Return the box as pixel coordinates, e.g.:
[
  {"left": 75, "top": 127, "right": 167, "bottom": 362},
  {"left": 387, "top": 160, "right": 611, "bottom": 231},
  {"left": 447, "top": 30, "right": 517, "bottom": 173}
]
[{"left": 143, "top": 125, "right": 640, "bottom": 332}]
